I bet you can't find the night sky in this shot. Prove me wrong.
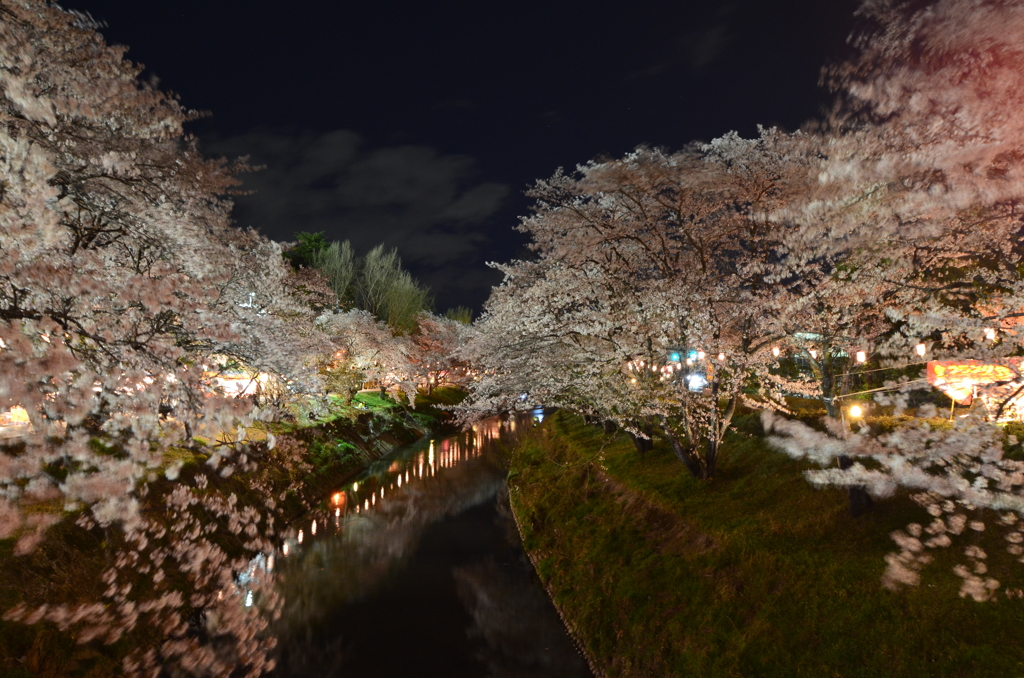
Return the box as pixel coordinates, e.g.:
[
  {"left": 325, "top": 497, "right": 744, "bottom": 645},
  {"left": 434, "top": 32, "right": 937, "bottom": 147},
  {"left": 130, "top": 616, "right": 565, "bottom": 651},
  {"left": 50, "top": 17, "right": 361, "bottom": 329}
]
[{"left": 64, "top": 0, "right": 860, "bottom": 312}]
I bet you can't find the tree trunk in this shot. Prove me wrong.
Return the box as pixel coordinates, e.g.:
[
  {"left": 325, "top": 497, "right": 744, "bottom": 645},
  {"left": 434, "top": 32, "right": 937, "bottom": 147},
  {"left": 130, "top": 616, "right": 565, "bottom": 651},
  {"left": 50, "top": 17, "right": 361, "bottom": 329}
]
[
  {"left": 704, "top": 436, "right": 718, "bottom": 478},
  {"left": 821, "top": 348, "right": 871, "bottom": 515},
  {"left": 667, "top": 433, "right": 706, "bottom": 479},
  {"left": 628, "top": 431, "right": 653, "bottom": 456},
  {"left": 838, "top": 455, "right": 874, "bottom": 517}
]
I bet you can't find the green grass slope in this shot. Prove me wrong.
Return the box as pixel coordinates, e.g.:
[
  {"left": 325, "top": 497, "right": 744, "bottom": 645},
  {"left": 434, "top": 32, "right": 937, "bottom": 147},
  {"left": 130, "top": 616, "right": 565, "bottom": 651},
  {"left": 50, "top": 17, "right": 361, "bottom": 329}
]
[{"left": 509, "top": 410, "right": 1024, "bottom": 678}]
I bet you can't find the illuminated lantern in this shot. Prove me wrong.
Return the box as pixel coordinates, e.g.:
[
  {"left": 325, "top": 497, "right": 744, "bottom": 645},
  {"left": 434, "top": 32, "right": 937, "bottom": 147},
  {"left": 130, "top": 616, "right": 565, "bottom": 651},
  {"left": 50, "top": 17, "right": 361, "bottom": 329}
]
[
  {"left": 916, "top": 343, "right": 927, "bottom": 357},
  {"left": 856, "top": 351, "right": 866, "bottom": 363},
  {"left": 772, "top": 347, "right": 780, "bottom": 357},
  {"left": 849, "top": 404, "right": 863, "bottom": 419}
]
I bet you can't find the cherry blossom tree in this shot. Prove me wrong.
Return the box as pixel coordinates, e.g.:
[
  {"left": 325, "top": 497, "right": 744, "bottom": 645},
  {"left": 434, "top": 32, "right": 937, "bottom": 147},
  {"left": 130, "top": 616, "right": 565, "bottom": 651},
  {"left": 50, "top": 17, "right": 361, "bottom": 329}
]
[
  {"left": 408, "top": 311, "right": 474, "bottom": 393},
  {"left": 316, "top": 309, "right": 416, "bottom": 403},
  {"left": 760, "top": 0, "right": 1024, "bottom": 595},
  {"left": 0, "top": 2, "right": 331, "bottom": 673},
  {"left": 461, "top": 136, "right": 825, "bottom": 478}
]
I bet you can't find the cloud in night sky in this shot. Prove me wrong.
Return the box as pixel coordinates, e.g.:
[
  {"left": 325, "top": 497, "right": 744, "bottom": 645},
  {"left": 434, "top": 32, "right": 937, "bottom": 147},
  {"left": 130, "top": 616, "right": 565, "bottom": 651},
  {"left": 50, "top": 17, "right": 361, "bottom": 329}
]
[{"left": 205, "top": 129, "right": 511, "bottom": 311}]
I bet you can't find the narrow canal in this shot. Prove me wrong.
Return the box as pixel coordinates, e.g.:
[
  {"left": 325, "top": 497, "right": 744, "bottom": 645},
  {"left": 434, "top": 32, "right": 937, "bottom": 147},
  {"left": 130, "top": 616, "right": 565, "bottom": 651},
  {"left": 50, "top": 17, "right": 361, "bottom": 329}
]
[{"left": 270, "top": 413, "right": 592, "bottom": 677}]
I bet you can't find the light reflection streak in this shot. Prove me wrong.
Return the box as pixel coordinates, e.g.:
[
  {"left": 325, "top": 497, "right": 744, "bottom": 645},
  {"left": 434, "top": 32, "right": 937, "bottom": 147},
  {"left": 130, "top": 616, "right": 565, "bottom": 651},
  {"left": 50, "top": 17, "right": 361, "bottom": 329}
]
[{"left": 299, "top": 416, "right": 524, "bottom": 553}]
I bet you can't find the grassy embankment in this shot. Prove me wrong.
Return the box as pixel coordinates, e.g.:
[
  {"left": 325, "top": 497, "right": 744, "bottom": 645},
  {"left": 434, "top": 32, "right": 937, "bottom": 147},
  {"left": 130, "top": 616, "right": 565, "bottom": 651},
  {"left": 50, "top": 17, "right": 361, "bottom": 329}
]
[
  {"left": 0, "top": 387, "right": 464, "bottom": 678},
  {"left": 509, "top": 409, "right": 1024, "bottom": 678}
]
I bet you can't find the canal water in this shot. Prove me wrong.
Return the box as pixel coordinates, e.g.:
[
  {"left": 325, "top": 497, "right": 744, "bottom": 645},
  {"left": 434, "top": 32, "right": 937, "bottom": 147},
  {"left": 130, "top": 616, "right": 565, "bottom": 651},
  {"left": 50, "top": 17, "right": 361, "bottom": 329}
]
[{"left": 270, "top": 413, "right": 592, "bottom": 678}]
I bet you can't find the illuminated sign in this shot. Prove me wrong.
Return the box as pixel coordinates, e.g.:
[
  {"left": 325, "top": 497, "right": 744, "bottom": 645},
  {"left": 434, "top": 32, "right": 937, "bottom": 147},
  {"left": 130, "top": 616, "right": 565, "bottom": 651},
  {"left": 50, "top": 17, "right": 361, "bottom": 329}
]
[
  {"left": 927, "top": 360, "right": 1022, "bottom": 405},
  {"left": 927, "top": 360, "right": 1019, "bottom": 386}
]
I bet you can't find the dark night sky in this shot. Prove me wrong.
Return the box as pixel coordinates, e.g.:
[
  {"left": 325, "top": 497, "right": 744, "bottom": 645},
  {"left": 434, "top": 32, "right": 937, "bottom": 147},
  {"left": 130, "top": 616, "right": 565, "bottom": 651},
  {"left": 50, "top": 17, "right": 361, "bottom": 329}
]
[{"left": 63, "top": 0, "right": 860, "bottom": 312}]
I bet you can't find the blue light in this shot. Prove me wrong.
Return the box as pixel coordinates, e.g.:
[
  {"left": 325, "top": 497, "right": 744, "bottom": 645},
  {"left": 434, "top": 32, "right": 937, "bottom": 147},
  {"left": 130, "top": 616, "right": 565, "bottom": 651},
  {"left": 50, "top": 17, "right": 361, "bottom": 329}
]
[
  {"left": 669, "top": 352, "right": 681, "bottom": 362},
  {"left": 687, "top": 349, "right": 699, "bottom": 360}
]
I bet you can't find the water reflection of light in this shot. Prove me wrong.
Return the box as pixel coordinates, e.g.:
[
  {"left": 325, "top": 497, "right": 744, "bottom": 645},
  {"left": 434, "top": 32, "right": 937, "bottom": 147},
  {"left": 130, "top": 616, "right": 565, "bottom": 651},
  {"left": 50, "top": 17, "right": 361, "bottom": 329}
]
[
  {"left": 311, "top": 520, "right": 317, "bottom": 535},
  {"left": 283, "top": 542, "right": 290, "bottom": 556},
  {"left": 364, "top": 499, "right": 369, "bottom": 510},
  {"left": 267, "top": 554, "right": 275, "bottom": 571},
  {"left": 335, "top": 508, "right": 341, "bottom": 518},
  {"left": 245, "top": 590, "right": 254, "bottom": 607},
  {"left": 353, "top": 482, "right": 359, "bottom": 492},
  {"left": 397, "top": 474, "right": 402, "bottom": 487},
  {"left": 298, "top": 530, "right": 304, "bottom": 543}
]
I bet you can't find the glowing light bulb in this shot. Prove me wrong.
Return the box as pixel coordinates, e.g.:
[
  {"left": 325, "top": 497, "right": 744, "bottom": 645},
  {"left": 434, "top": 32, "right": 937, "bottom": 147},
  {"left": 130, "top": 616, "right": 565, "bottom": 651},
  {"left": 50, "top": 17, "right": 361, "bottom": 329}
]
[
  {"left": 282, "top": 542, "right": 289, "bottom": 556},
  {"left": 915, "top": 343, "right": 927, "bottom": 357},
  {"left": 985, "top": 328, "right": 996, "bottom": 341},
  {"left": 772, "top": 347, "right": 780, "bottom": 357},
  {"left": 849, "top": 404, "right": 863, "bottom": 419},
  {"left": 810, "top": 349, "right": 818, "bottom": 359},
  {"left": 697, "top": 351, "right": 705, "bottom": 360},
  {"left": 717, "top": 353, "right": 725, "bottom": 361},
  {"left": 297, "top": 530, "right": 303, "bottom": 543},
  {"left": 311, "top": 520, "right": 316, "bottom": 535},
  {"left": 245, "top": 590, "right": 254, "bottom": 607},
  {"left": 856, "top": 351, "right": 866, "bottom": 363}
]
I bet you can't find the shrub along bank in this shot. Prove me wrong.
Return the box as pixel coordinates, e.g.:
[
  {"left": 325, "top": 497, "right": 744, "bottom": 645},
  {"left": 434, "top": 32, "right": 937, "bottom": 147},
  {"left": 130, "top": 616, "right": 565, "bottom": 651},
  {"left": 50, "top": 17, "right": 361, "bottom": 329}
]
[
  {"left": 508, "top": 410, "right": 1024, "bottom": 678},
  {"left": 0, "top": 387, "right": 463, "bottom": 678}
]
